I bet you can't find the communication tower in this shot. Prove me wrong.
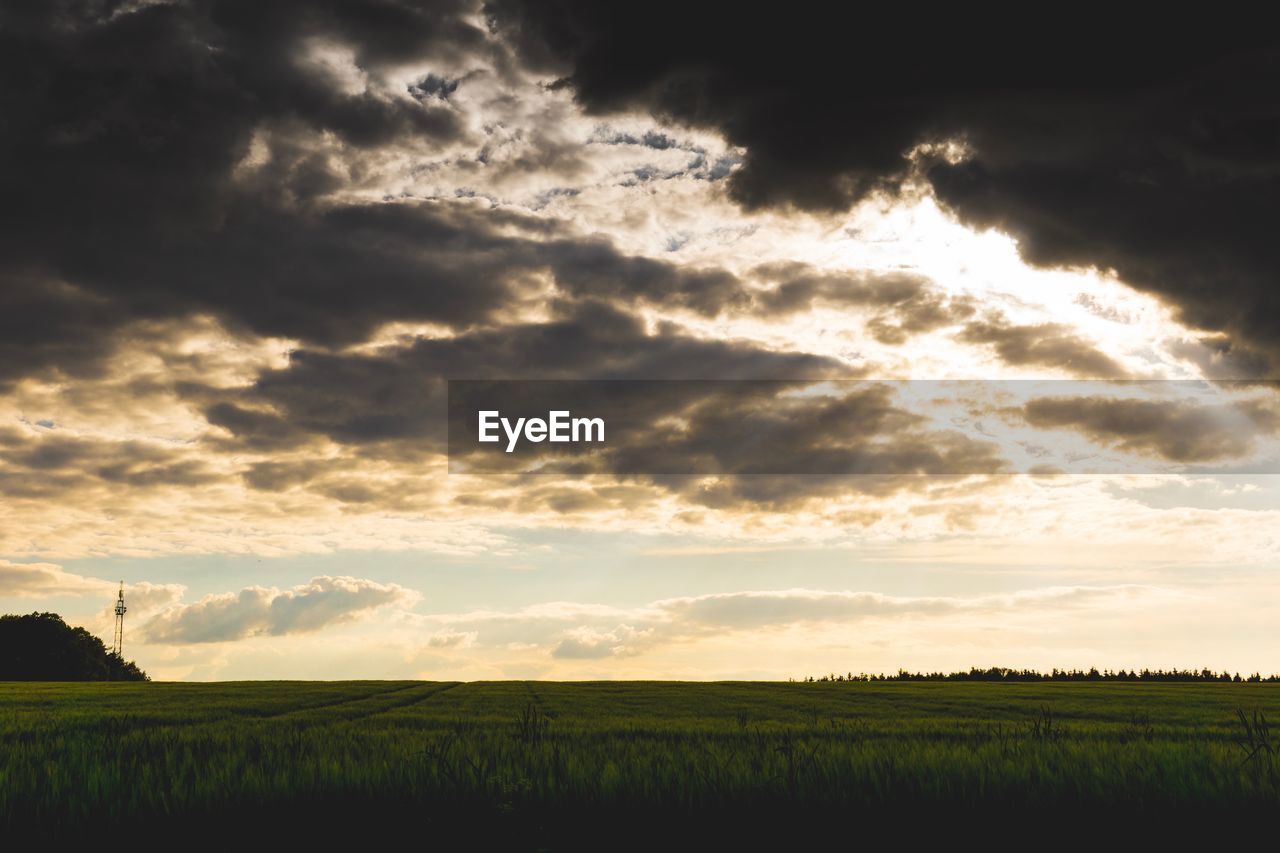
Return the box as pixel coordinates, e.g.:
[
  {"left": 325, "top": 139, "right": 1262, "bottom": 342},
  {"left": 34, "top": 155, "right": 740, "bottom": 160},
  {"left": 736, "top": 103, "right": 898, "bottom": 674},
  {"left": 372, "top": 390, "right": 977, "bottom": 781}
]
[{"left": 113, "top": 581, "right": 126, "bottom": 656}]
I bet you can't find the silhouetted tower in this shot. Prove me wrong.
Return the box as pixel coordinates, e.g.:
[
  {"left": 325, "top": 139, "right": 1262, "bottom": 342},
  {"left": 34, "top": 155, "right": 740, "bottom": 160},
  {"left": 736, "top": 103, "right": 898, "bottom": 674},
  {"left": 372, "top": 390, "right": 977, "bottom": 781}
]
[{"left": 113, "top": 581, "right": 126, "bottom": 656}]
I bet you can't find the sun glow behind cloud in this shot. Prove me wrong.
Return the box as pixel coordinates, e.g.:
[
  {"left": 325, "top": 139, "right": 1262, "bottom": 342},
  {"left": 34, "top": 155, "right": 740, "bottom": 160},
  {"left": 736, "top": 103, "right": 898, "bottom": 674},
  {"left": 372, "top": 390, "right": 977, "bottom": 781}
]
[{"left": 2, "top": 2, "right": 1278, "bottom": 680}]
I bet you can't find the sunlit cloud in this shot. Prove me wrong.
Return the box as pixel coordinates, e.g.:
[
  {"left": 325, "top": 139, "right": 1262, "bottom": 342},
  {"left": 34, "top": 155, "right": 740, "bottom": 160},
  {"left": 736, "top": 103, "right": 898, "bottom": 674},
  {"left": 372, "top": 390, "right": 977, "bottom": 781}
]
[
  {"left": 2, "top": 0, "right": 1277, "bottom": 679},
  {"left": 142, "top": 576, "right": 419, "bottom": 644}
]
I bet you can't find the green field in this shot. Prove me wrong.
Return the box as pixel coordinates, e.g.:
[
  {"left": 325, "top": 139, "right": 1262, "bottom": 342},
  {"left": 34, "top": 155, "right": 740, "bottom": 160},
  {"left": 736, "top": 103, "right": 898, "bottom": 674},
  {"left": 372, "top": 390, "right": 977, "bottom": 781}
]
[{"left": 4, "top": 680, "right": 1279, "bottom": 843}]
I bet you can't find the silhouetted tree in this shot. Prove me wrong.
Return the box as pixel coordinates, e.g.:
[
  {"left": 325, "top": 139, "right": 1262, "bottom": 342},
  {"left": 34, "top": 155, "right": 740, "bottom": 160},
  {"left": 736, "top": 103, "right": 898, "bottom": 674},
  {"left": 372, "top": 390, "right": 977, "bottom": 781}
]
[
  {"left": 799, "top": 664, "right": 1280, "bottom": 683},
  {"left": 0, "top": 612, "right": 147, "bottom": 681}
]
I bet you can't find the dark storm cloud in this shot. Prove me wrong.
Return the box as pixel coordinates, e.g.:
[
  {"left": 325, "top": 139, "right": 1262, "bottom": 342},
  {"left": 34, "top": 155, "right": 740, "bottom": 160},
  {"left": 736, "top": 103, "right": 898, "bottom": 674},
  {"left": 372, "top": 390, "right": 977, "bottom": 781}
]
[
  {"left": 604, "top": 385, "right": 1010, "bottom": 509},
  {"left": 191, "top": 295, "right": 1012, "bottom": 508},
  {"left": 1166, "top": 336, "right": 1275, "bottom": 381},
  {"left": 205, "top": 402, "right": 314, "bottom": 452},
  {"left": 0, "top": 427, "right": 216, "bottom": 498},
  {"left": 749, "top": 262, "right": 974, "bottom": 343},
  {"left": 1022, "top": 396, "right": 1280, "bottom": 463},
  {"left": 241, "top": 458, "right": 343, "bottom": 492},
  {"left": 444, "top": 378, "right": 1012, "bottom": 508},
  {"left": 0, "top": 0, "right": 473, "bottom": 377},
  {"left": 597, "top": 383, "right": 1003, "bottom": 477},
  {"left": 747, "top": 263, "right": 1117, "bottom": 371},
  {"left": 487, "top": 3, "right": 1280, "bottom": 370},
  {"left": 956, "top": 317, "right": 1129, "bottom": 378},
  {"left": 0, "top": 275, "right": 127, "bottom": 383},
  {"left": 0, "top": 0, "right": 764, "bottom": 386},
  {"left": 542, "top": 240, "right": 749, "bottom": 315},
  {"left": 204, "top": 300, "right": 847, "bottom": 452},
  {"left": 9, "top": 171, "right": 751, "bottom": 370}
]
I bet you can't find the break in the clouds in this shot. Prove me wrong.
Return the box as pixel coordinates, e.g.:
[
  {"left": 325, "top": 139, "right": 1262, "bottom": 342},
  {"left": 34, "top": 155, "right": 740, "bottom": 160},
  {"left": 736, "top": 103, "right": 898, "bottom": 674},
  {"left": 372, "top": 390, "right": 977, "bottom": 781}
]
[
  {"left": 490, "top": 2, "right": 1280, "bottom": 374},
  {"left": 2, "top": 1, "right": 1278, "bottom": 678}
]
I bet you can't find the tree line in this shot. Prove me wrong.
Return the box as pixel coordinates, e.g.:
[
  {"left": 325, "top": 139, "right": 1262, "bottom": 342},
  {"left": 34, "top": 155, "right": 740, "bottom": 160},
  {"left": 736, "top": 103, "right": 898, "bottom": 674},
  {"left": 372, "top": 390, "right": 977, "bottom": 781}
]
[{"left": 798, "top": 666, "right": 1280, "bottom": 683}]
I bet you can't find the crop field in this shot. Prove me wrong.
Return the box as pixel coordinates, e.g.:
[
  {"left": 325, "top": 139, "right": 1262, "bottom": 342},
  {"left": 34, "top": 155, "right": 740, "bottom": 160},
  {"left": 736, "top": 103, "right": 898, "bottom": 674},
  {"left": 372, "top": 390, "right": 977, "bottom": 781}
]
[{"left": 4, "top": 680, "right": 1279, "bottom": 844}]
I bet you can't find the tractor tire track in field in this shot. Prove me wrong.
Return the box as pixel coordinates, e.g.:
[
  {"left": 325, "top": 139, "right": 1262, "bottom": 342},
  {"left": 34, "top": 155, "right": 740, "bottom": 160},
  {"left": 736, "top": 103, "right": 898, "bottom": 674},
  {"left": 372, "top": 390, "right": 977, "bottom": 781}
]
[
  {"left": 524, "top": 680, "right": 558, "bottom": 720},
  {"left": 264, "top": 682, "right": 426, "bottom": 720},
  {"left": 317, "top": 681, "right": 464, "bottom": 723},
  {"left": 141, "top": 682, "right": 460, "bottom": 731},
  {"left": 110, "top": 683, "right": 430, "bottom": 734}
]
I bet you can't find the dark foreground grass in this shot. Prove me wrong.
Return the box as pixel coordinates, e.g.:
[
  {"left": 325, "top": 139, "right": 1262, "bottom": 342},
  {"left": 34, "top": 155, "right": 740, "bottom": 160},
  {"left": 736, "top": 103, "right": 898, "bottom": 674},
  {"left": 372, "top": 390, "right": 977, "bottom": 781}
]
[{"left": 4, "top": 680, "right": 1279, "bottom": 846}]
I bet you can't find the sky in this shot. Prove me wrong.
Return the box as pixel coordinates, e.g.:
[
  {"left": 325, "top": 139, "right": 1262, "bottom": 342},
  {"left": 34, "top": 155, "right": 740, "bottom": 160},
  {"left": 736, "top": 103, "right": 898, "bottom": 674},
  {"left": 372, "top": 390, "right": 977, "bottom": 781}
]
[{"left": 2, "top": 2, "right": 1280, "bottom": 680}]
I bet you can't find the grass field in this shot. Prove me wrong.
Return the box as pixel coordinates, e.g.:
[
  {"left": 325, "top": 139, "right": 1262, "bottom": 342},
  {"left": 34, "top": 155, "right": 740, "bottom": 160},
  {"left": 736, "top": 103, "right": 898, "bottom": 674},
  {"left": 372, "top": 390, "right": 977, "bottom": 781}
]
[{"left": 5, "top": 680, "right": 1279, "bottom": 844}]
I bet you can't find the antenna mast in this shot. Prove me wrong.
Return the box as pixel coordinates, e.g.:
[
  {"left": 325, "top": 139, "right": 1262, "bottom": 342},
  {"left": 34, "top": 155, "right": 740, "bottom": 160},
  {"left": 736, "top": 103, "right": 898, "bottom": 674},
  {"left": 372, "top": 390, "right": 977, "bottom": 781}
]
[{"left": 113, "top": 581, "right": 127, "bottom": 656}]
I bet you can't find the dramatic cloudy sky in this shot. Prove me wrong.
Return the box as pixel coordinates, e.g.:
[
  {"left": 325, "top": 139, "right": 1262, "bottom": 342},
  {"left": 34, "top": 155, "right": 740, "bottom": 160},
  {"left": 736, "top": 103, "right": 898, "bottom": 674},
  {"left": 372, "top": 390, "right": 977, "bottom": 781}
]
[{"left": 3, "top": 1, "right": 1280, "bottom": 679}]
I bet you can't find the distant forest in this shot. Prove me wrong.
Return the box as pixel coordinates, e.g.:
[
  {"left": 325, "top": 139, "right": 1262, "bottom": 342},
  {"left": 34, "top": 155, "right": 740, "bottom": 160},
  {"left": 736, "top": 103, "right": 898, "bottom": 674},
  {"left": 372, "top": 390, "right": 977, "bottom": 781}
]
[
  {"left": 0, "top": 612, "right": 147, "bottom": 681},
  {"left": 801, "top": 666, "right": 1280, "bottom": 683}
]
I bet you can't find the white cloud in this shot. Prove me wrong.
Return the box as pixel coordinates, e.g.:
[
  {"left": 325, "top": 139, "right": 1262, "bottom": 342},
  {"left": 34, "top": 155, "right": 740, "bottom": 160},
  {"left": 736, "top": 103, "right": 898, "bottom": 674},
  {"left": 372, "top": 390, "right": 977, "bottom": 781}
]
[
  {"left": 430, "top": 583, "right": 1185, "bottom": 661},
  {"left": 552, "top": 624, "right": 650, "bottom": 659},
  {"left": 0, "top": 559, "right": 112, "bottom": 597},
  {"left": 0, "top": 560, "right": 184, "bottom": 616},
  {"left": 142, "top": 575, "right": 419, "bottom": 644},
  {"left": 426, "top": 629, "right": 476, "bottom": 648},
  {"left": 653, "top": 584, "right": 1173, "bottom": 631}
]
